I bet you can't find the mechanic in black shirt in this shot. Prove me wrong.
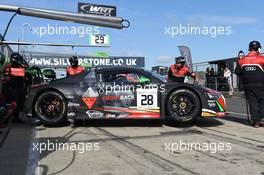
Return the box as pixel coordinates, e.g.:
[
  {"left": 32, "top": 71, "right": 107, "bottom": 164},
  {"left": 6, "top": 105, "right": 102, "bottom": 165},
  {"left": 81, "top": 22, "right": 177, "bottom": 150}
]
[
  {"left": 235, "top": 41, "right": 264, "bottom": 127},
  {"left": 2, "top": 53, "right": 27, "bottom": 123}
]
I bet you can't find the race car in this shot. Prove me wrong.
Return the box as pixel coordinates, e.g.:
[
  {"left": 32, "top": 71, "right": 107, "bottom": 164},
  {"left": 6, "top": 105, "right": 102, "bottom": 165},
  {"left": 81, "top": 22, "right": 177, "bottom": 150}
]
[{"left": 23, "top": 67, "right": 226, "bottom": 125}]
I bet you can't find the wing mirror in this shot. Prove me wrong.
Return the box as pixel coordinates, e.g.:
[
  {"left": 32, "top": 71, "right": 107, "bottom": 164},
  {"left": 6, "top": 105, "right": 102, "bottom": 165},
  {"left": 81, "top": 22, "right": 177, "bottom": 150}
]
[{"left": 42, "top": 69, "right": 56, "bottom": 80}]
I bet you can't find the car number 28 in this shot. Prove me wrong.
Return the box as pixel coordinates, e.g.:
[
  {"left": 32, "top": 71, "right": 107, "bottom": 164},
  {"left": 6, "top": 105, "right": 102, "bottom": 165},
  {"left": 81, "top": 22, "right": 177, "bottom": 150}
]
[{"left": 136, "top": 88, "right": 158, "bottom": 109}]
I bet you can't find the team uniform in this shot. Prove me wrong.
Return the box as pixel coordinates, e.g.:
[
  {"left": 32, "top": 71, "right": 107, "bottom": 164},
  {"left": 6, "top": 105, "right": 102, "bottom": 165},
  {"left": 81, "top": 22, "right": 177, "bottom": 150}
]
[
  {"left": 235, "top": 44, "right": 264, "bottom": 126},
  {"left": 1, "top": 53, "right": 27, "bottom": 123},
  {"left": 66, "top": 66, "right": 85, "bottom": 76},
  {"left": 0, "top": 93, "right": 17, "bottom": 126},
  {"left": 168, "top": 57, "right": 196, "bottom": 83},
  {"left": 66, "top": 56, "right": 85, "bottom": 76}
]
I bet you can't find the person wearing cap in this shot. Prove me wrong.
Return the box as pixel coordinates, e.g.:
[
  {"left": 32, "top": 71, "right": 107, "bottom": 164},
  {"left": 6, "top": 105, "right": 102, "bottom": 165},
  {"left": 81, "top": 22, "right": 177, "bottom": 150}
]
[
  {"left": 235, "top": 41, "right": 264, "bottom": 128},
  {"left": 168, "top": 56, "right": 196, "bottom": 83},
  {"left": 1, "top": 53, "right": 28, "bottom": 123},
  {"left": 66, "top": 56, "right": 85, "bottom": 76}
]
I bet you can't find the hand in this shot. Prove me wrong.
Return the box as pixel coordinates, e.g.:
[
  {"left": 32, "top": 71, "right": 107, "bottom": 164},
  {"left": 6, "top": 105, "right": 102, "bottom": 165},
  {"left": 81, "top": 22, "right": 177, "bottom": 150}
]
[{"left": 191, "top": 72, "right": 196, "bottom": 78}]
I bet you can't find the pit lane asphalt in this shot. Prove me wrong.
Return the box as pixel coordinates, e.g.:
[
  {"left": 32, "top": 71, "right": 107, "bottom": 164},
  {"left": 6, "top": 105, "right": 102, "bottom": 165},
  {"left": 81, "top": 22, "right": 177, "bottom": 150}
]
[{"left": 0, "top": 97, "right": 263, "bottom": 175}]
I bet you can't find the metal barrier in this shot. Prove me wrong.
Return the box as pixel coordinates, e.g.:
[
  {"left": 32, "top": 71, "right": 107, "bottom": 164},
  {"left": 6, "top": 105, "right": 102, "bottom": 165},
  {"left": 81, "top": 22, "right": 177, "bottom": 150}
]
[
  {"left": 204, "top": 76, "right": 232, "bottom": 91},
  {"left": 192, "top": 62, "right": 236, "bottom": 93}
]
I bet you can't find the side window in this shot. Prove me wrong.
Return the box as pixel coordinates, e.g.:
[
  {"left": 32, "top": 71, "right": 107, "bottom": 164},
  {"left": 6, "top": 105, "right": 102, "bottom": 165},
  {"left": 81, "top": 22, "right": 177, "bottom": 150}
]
[
  {"left": 84, "top": 70, "right": 96, "bottom": 83},
  {"left": 102, "top": 71, "right": 152, "bottom": 84}
]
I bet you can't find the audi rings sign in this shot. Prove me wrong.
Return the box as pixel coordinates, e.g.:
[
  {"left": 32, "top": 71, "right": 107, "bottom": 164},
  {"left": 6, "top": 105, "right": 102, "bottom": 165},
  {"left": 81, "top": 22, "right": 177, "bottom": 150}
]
[
  {"left": 25, "top": 55, "right": 145, "bottom": 68},
  {"left": 245, "top": 66, "right": 257, "bottom": 71}
]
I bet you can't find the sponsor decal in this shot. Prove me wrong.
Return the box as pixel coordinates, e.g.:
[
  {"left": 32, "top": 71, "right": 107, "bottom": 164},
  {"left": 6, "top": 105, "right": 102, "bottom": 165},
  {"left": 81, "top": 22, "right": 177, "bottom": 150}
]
[
  {"left": 82, "top": 87, "right": 99, "bottom": 98},
  {"left": 105, "top": 113, "right": 117, "bottom": 118},
  {"left": 207, "top": 100, "right": 216, "bottom": 108},
  {"left": 136, "top": 88, "right": 158, "bottom": 109},
  {"left": 245, "top": 66, "right": 257, "bottom": 71},
  {"left": 10, "top": 68, "right": 25, "bottom": 77},
  {"left": 101, "top": 96, "right": 120, "bottom": 101},
  {"left": 82, "top": 97, "right": 97, "bottom": 109},
  {"left": 216, "top": 96, "right": 226, "bottom": 112},
  {"left": 67, "top": 112, "right": 76, "bottom": 117},
  {"left": 78, "top": 3, "right": 116, "bottom": 16},
  {"left": 208, "top": 102, "right": 216, "bottom": 108},
  {"left": 68, "top": 102, "right": 80, "bottom": 107},
  {"left": 66, "top": 96, "right": 75, "bottom": 99},
  {"left": 120, "top": 95, "right": 134, "bottom": 100},
  {"left": 86, "top": 110, "right": 104, "bottom": 118}
]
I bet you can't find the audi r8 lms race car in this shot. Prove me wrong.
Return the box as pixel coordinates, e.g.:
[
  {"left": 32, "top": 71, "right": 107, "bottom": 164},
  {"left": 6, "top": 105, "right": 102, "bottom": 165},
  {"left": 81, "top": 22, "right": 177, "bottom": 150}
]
[{"left": 24, "top": 66, "right": 226, "bottom": 125}]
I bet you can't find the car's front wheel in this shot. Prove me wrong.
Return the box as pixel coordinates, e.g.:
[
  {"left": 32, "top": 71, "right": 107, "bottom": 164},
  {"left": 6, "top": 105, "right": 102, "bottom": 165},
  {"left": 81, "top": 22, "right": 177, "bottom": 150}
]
[
  {"left": 34, "top": 91, "right": 67, "bottom": 125},
  {"left": 166, "top": 89, "right": 201, "bottom": 122}
]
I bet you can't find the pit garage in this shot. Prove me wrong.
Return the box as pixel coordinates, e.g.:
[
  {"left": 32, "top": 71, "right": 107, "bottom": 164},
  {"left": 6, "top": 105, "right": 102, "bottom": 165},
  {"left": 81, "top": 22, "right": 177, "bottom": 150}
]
[{"left": 0, "top": 2, "right": 263, "bottom": 175}]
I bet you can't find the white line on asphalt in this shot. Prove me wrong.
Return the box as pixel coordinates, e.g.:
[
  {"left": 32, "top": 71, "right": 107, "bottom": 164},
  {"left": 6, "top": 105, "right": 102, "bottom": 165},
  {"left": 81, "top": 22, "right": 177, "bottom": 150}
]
[
  {"left": 227, "top": 111, "right": 248, "bottom": 116},
  {"left": 25, "top": 126, "right": 40, "bottom": 175}
]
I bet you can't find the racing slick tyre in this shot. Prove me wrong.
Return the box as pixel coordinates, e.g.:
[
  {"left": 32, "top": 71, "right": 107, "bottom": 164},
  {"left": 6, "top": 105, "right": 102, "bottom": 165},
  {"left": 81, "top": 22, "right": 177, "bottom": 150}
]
[
  {"left": 166, "top": 89, "right": 201, "bottom": 122},
  {"left": 34, "top": 91, "right": 67, "bottom": 125}
]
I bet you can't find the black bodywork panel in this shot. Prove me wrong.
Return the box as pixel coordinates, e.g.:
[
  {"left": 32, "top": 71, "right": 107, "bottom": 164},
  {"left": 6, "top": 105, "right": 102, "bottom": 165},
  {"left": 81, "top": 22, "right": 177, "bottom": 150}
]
[{"left": 24, "top": 67, "right": 225, "bottom": 121}]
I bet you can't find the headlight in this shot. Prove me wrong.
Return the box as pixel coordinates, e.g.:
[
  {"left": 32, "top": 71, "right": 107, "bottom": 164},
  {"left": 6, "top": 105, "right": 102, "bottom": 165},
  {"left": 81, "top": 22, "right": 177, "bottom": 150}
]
[{"left": 207, "top": 92, "right": 221, "bottom": 100}]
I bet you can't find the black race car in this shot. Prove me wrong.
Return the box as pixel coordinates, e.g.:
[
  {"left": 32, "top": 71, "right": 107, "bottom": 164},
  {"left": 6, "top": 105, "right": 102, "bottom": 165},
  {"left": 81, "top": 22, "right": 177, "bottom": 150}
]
[{"left": 23, "top": 67, "right": 226, "bottom": 125}]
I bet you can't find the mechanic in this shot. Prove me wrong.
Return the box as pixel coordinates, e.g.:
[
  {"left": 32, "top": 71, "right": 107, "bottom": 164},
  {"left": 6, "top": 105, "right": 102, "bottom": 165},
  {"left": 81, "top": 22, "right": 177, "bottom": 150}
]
[
  {"left": 235, "top": 40, "right": 264, "bottom": 128},
  {"left": 66, "top": 56, "right": 85, "bottom": 76},
  {"left": 0, "top": 93, "right": 17, "bottom": 126},
  {"left": 2, "top": 53, "right": 27, "bottom": 123},
  {"left": 168, "top": 56, "right": 196, "bottom": 83}
]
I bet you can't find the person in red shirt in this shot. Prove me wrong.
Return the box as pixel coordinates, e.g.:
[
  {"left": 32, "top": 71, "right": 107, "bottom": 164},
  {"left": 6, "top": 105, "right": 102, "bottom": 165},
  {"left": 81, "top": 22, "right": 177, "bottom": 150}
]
[
  {"left": 66, "top": 56, "right": 85, "bottom": 76},
  {"left": 2, "top": 53, "right": 27, "bottom": 123},
  {"left": 168, "top": 56, "right": 196, "bottom": 83},
  {"left": 235, "top": 41, "right": 264, "bottom": 127}
]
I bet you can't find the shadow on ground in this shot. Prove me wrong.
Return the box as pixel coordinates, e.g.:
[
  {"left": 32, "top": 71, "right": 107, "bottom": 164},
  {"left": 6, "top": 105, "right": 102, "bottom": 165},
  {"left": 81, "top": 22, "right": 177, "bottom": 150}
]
[
  {"left": 42, "top": 118, "right": 224, "bottom": 128},
  {"left": 222, "top": 115, "right": 252, "bottom": 126}
]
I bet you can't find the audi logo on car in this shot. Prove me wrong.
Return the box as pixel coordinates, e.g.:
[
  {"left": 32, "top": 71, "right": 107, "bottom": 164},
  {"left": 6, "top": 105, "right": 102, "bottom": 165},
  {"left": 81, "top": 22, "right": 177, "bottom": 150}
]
[{"left": 245, "top": 66, "right": 257, "bottom": 71}]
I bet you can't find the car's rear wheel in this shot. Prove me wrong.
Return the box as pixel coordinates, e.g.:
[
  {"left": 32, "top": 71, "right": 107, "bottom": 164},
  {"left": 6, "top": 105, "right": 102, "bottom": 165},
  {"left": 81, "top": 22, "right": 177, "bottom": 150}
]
[
  {"left": 166, "top": 89, "right": 201, "bottom": 122},
  {"left": 34, "top": 91, "right": 66, "bottom": 125}
]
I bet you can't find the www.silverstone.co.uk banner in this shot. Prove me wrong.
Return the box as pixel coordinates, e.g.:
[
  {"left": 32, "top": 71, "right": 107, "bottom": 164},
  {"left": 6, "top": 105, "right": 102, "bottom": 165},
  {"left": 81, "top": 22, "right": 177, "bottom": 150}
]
[{"left": 25, "top": 55, "right": 145, "bottom": 68}]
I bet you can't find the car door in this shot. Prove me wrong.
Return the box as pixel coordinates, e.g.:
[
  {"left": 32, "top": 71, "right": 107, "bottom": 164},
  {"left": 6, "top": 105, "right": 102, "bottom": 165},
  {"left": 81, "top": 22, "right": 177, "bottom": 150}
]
[
  {"left": 97, "top": 69, "right": 160, "bottom": 119},
  {"left": 70, "top": 70, "right": 104, "bottom": 119}
]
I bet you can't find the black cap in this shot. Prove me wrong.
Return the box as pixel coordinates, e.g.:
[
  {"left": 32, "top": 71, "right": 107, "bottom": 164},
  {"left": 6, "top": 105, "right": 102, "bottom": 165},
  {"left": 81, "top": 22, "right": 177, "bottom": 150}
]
[
  {"left": 69, "top": 56, "right": 78, "bottom": 67},
  {"left": 249, "top": 40, "right": 261, "bottom": 51},
  {"left": 10, "top": 53, "right": 28, "bottom": 67},
  {"left": 175, "top": 56, "right": 186, "bottom": 64}
]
